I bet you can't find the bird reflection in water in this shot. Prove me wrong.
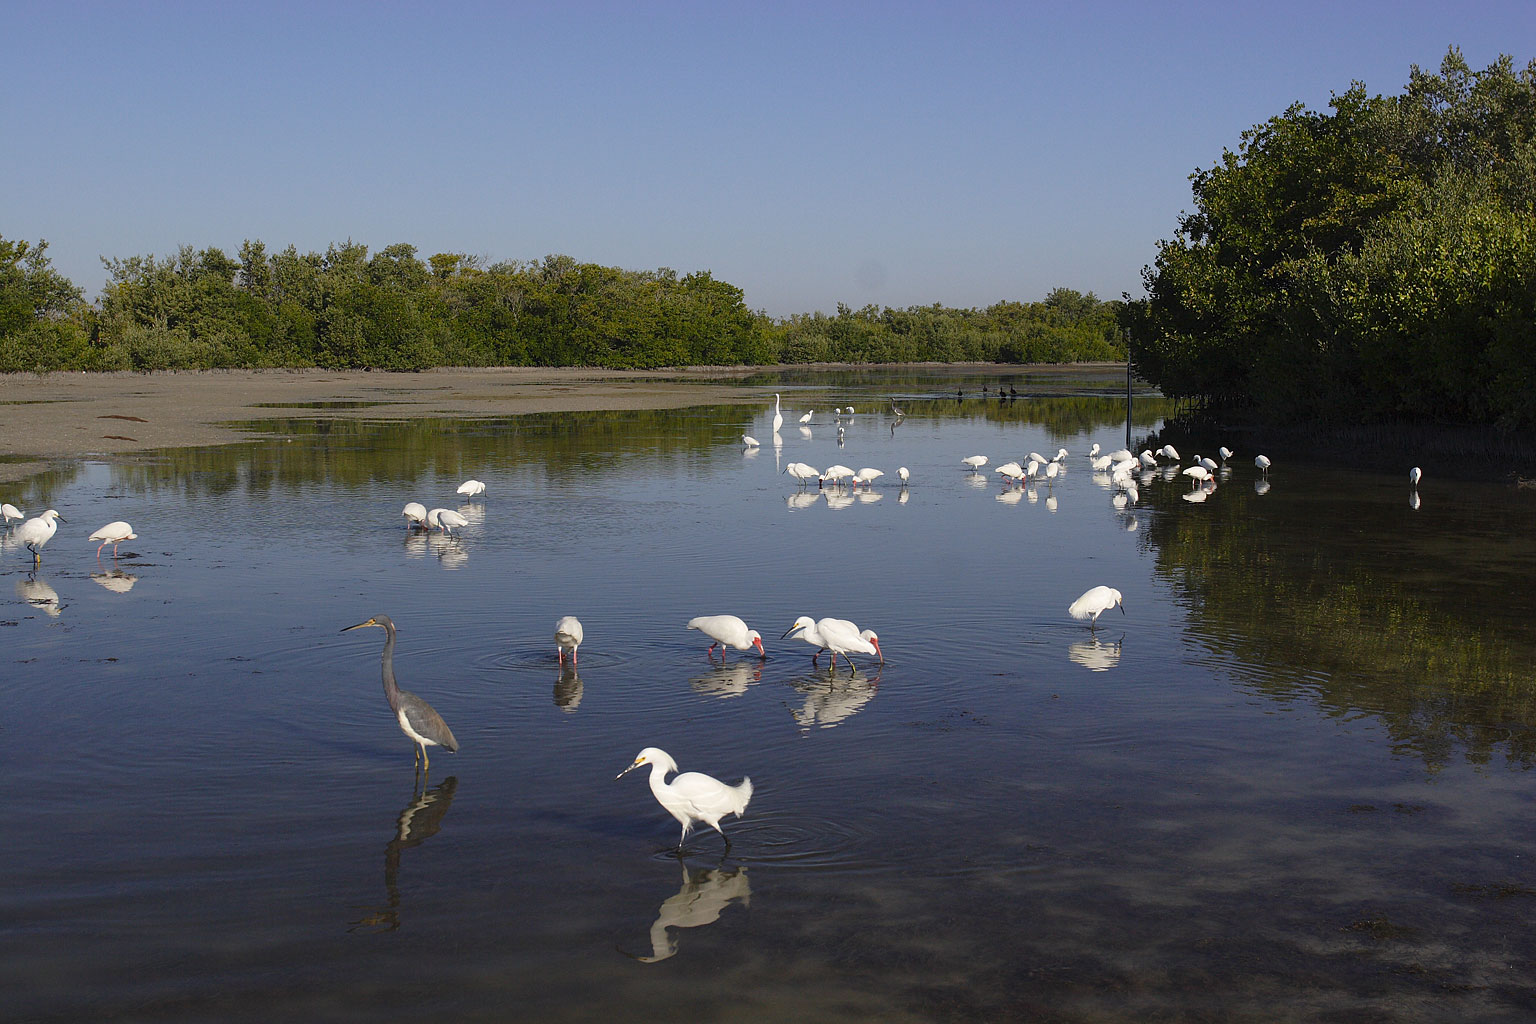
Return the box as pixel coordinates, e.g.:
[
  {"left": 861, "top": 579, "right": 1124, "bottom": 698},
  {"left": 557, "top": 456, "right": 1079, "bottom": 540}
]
[
  {"left": 429, "top": 532, "right": 468, "bottom": 569},
  {"left": 16, "top": 574, "right": 61, "bottom": 616},
  {"left": 824, "top": 490, "right": 855, "bottom": 511},
  {"left": 1254, "top": 479, "right": 1271, "bottom": 496},
  {"left": 623, "top": 859, "right": 751, "bottom": 963},
  {"left": 402, "top": 531, "right": 429, "bottom": 558},
  {"left": 786, "top": 491, "right": 820, "bottom": 511},
  {"left": 553, "top": 665, "right": 583, "bottom": 712},
  {"left": 349, "top": 774, "right": 459, "bottom": 934},
  {"left": 689, "top": 661, "right": 761, "bottom": 699},
  {"left": 91, "top": 570, "right": 138, "bottom": 594},
  {"left": 788, "top": 666, "right": 880, "bottom": 730},
  {"left": 1067, "top": 635, "right": 1123, "bottom": 672}
]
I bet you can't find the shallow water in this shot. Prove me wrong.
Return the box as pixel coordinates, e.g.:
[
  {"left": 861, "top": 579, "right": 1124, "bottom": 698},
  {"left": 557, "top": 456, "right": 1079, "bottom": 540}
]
[{"left": 4, "top": 369, "right": 1536, "bottom": 1022}]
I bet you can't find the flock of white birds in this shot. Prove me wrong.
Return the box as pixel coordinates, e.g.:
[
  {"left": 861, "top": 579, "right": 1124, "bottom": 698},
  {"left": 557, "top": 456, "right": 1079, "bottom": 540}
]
[{"left": 6, "top": 389, "right": 1428, "bottom": 853}]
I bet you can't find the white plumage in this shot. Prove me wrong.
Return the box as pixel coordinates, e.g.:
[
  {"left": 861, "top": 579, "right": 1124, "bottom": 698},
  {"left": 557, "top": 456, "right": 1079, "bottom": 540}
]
[
  {"left": 555, "top": 615, "right": 584, "bottom": 664},
  {"left": 617, "top": 747, "right": 753, "bottom": 850},
  {"left": 88, "top": 521, "right": 137, "bottom": 557},
  {"left": 1068, "top": 586, "right": 1124, "bottom": 625},
  {"left": 15, "top": 509, "right": 64, "bottom": 563},
  {"left": 688, "top": 615, "right": 764, "bottom": 658},
  {"left": 456, "top": 479, "right": 486, "bottom": 497}
]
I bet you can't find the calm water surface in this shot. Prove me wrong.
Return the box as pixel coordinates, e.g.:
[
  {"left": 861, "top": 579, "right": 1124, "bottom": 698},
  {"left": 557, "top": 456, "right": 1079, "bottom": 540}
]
[{"left": 5, "top": 370, "right": 1536, "bottom": 1022}]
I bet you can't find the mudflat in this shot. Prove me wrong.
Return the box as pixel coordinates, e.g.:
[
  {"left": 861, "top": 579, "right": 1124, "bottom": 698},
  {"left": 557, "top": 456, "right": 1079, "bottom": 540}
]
[{"left": 0, "top": 366, "right": 766, "bottom": 483}]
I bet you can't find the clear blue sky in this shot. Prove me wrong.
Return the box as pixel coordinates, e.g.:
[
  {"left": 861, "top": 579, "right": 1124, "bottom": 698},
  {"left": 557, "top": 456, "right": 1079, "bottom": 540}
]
[{"left": 5, "top": 1, "right": 1532, "bottom": 316}]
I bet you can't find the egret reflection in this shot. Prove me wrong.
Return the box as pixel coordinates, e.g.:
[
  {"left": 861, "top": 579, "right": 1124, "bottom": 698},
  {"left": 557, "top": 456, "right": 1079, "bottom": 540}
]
[
  {"left": 553, "top": 666, "right": 583, "bottom": 711},
  {"left": 624, "top": 860, "right": 751, "bottom": 963},
  {"left": 350, "top": 774, "right": 459, "bottom": 934},
  {"left": 689, "top": 661, "right": 761, "bottom": 699},
  {"left": 1254, "top": 479, "right": 1272, "bottom": 496},
  {"left": 786, "top": 492, "right": 820, "bottom": 511},
  {"left": 1068, "top": 635, "right": 1123, "bottom": 672},
  {"left": 789, "top": 667, "right": 880, "bottom": 730},
  {"left": 16, "top": 574, "right": 61, "bottom": 616},
  {"left": 91, "top": 570, "right": 138, "bottom": 594},
  {"left": 824, "top": 491, "right": 855, "bottom": 511},
  {"left": 429, "top": 533, "right": 468, "bottom": 569}
]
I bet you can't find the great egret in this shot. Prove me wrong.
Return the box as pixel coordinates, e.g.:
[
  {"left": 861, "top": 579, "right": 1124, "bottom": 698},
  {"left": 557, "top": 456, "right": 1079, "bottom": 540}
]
[
  {"left": 962, "top": 455, "right": 988, "bottom": 471},
  {"left": 456, "top": 479, "right": 486, "bottom": 497},
  {"left": 1409, "top": 466, "right": 1423, "bottom": 487},
  {"left": 1068, "top": 586, "right": 1125, "bottom": 627},
  {"left": 340, "top": 615, "right": 459, "bottom": 770},
  {"left": 1254, "top": 454, "right": 1271, "bottom": 475},
  {"left": 1, "top": 503, "right": 22, "bottom": 524},
  {"left": 88, "top": 521, "right": 136, "bottom": 557},
  {"left": 687, "top": 615, "right": 764, "bottom": 659},
  {"left": 772, "top": 394, "right": 783, "bottom": 434},
  {"left": 555, "top": 616, "right": 584, "bottom": 664},
  {"left": 616, "top": 747, "right": 753, "bottom": 851},
  {"left": 402, "top": 502, "right": 428, "bottom": 527},
  {"left": 15, "top": 509, "right": 64, "bottom": 564}
]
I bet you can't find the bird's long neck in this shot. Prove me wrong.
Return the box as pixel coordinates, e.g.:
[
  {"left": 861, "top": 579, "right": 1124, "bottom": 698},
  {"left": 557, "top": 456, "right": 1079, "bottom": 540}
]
[
  {"left": 647, "top": 760, "right": 673, "bottom": 801},
  {"left": 380, "top": 624, "right": 402, "bottom": 711}
]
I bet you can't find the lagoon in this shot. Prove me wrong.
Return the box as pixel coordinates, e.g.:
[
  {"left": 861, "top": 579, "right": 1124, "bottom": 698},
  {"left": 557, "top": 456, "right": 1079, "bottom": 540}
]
[{"left": 4, "top": 368, "right": 1535, "bottom": 1021}]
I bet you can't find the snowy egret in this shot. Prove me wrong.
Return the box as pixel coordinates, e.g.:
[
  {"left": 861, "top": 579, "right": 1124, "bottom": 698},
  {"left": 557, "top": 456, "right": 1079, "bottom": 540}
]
[
  {"left": 898, "top": 467, "right": 909, "bottom": 484},
  {"left": 784, "top": 462, "right": 819, "bottom": 486},
  {"left": 1139, "top": 450, "right": 1158, "bottom": 468},
  {"left": 1068, "top": 586, "right": 1124, "bottom": 627},
  {"left": 962, "top": 455, "right": 988, "bottom": 471},
  {"left": 1218, "top": 446, "right": 1234, "bottom": 462},
  {"left": 741, "top": 434, "right": 759, "bottom": 447},
  {"left": 1198, "top": 456, "right": 1218, "bottom": 472},
  {"left": 1409, "top": 466, "right": 1423, "bottom": 487},
  {"left": 456, "top": 479, "right": 486, "bottom": 497},
  {"left": 88, "top": 521, "right": 136, "bottom": 557},
  {"left": 555, "top": 616, "right": 584, "bottom": 664},
  {"left": 1088, "top": 443, "right": 1101, "bottom": 457},
  {"left": 687, "top": 615, "right": 764, "bottom": 659},
  {"left": 772, "top": 393, "right": 783, "bottom": 434},
  {"left": 1182, "top": 466, "right": 1211, "bottom": 486},
  {"left": 799, "top": 410, "right": 814, "bottom": 425},
  {"left": 15, "top": 509, "right": 64, "bottom": 564},
  {"left": 1159, "top": 444, "right": 1181, "bottom": 461},
  {"left": 1, "top": 502, "right": 22, "bottom": 524},
  {"left": 996, "top": 462, "right": 1025, "bottom": 482},
  {"left": 1090, "top": 455, "right": 1114, "bottom": 472},
  {"left": 402, "top": 502, "right": 427, "bottom": 527},
  {"left": 1054, "top": 447, "right": 1069, "bottom": 462},
  {"left": 1254, "top": 454, "right": 1271, "bottom": 475},
  {"left": 782, "top": 616, "right": 881, "bottom": 667},
  {"left": 852, "top": 468, "right": 884, "bottom": 487},
  {"left": 617, "top": 747, "right": 753, "bottom": 851},
  {"left": 1027, "top": 451, "right": 1049, "bottom": 465},
  {"left": 340, "top": 615, "right": 459, "bottom": 770},
  {"left": 428, "top": 508, "right": 469, "bottom": 534},
  {"left": 1044, "top": 461, "right": 1060, "bottom": 482}
]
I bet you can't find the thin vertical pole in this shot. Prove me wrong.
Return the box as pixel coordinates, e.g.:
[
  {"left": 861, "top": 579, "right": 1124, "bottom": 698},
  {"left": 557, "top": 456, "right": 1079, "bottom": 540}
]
[{"left": 1124, "top": 331, "right": 1133, "bottom": 448}]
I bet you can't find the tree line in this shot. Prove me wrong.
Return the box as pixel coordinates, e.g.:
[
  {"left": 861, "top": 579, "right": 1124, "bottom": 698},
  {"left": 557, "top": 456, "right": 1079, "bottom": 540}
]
[
  {"left": 1126, "top": 48, "right": 1536, "bottom": 429},
  {"left": 0, "top": 236, "right": 1126, "bottom": 373}
]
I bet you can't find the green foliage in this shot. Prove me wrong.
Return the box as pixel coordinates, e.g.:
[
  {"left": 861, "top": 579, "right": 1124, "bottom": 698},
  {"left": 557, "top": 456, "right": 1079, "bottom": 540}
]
[
  {"left": 1131, "top": 48, "right": 1536, "bottom": 428},
  {"left": 3, "top": 235, "right": 1125, "bottom": 373}
]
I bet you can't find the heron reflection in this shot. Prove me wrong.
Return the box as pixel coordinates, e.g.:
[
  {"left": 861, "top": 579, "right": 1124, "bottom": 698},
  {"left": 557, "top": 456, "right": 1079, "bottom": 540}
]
[
  {"left": 553, "top": 665, "right": 583, "bottom": 712},
  {"left": 349, "top": 774, "right": 459, "bottom": 934},
  {"left": 1068, "top": 635, "right": 1123, "bottom": 672},
  {"left": 91, "top": 570, "right": 138, "bottom": 594},
  {"left": 689, "top": 661, "right": 761, "bottom": 699},
  {"left": 789, "top": 666, "right": 880, "bottom": 730},
  {"left": 623, "top": 859, "right": 751, "bottom": 963},
  {"left": 16, "top": 574, "right": 61, "bottom": 617}
]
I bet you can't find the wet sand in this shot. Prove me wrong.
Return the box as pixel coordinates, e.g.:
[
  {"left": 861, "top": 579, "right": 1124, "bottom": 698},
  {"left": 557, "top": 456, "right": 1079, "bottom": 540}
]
[{"left": 0, "top": 367, "right": 772, "bottom": 483}]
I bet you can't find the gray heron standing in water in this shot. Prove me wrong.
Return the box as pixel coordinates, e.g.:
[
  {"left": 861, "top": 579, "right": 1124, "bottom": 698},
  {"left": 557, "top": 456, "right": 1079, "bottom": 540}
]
[{"left": 341, "top": 615, "right": 459, "bottom": 770}]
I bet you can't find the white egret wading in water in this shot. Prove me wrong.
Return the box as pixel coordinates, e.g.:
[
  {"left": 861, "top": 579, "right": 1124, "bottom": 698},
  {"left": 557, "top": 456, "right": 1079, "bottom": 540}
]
[
  {"left": 1, "top": 503, "right": 22, "bottom": 524},
  {"left": 340, "top": 615, "right": 459, "bottom": 770},
  {"left": 402, "top": 502, "right": 427, "bottom": 527},
  {"left": 1254, "top": 455, "right": 1271, "bottom": 475},
  {"left": 1068, "top": 586, "right": 1125, "bottom": 628},
  {"left": 617, "top": 747, "right": 753, "bottom": 851},
  {"left": 772, "top": 393, "right": 783, "bottom": 434},
  {"left": 15, "top": 509, "right": 64, "bottom": 564},
  {"left": 457, "top": 479, "right": 486, "bottom": 497}
]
